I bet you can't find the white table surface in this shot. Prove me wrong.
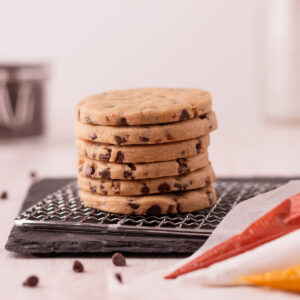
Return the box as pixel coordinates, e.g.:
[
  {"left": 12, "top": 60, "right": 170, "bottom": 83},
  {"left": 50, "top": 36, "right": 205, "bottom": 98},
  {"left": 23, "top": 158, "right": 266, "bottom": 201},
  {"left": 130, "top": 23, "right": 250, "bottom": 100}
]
[{"left": 1, "top": 121, "right": 300, "bottom": 300}]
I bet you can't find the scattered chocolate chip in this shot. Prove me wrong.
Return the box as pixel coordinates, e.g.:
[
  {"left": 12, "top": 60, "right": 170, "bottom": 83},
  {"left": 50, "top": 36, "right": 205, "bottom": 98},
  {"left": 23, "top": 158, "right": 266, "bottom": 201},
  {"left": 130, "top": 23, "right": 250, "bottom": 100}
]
[
  {"left": 140, "top": 136, "right": 149, "bottom": 142},
  {"left": 128, "top": 203, "right": 140, "bottom": 209},
  {"left": 118, "top": 117, "right": 128, "bottom": 126},
  {"left": 200, "top": 115, "right": 208, "bottom": 120},
  {"left": 100, "top": 184, "right": 105, "bottom": 190},
  {"left": 189, "top": 180, "right": 193, "bottom": 184},
  {"left": 123, "top": 170, "right": 132, "bottom": 179},
  {"left": 90, "top": 133, "right": 97, "bottom": 140},
  {"left": 89, "top": 186, "right": 97, "bottom": 193},
  {"left": 181, "top": 150, "right": 185, "bottom": 155},
  {"left": 105, "top": 116, "right": 110, "bottom": 122},
  {"left": 158, "top": 182, "right": 170, "bottom": 193},
  {"left": 99, "top": 169, "right": 111, "bottom": 179},
  {"left": 167, "top": 205, "right": 174, "bottom": 214},
  {"left": 86, "top": 165, "right": 95, "bottom": 177},
  {"left": 0, "top": 191, "right": 8, "bottom": 199},
  {"left": 114, "top": 136, "right": 127, "bottom": 145},
  {"left": 115, "top": 273, "right": 123, "bottom": 284},
  {"left": 174, "top": 183, "right": 183, "bottom": 191},
  {"left": 127, "top": 163, "right": 136, "bottom": 170},
  {"left": 29, "top": 170, "right": 37, "bottom": 179},
  {"left": 183, "top": 184, "right": 188, "bottom": 190},
  {"left": 180, "top": 109, "right": 189, "bottom": 121},
  {"left": 99, "top": 149, "right": 112, "bottom": 162},
  {"left": 141, "top": 184, "right": 150, "bottom": 194},
  {"left": 73, "top": 260, "right": 84, "bottom": 273},
  {"left": 115, "top": 151, "right": 124, "bottom": 163},
  {"left": 23, "top": 275, "right": 39, "bottom": 287},
  {"left": 86, "top": 116, "right": 93, "bottom": 124},
  {"left": 196, "top": 141, "right": 201, "bottom": 154},
  {"left": 176, "top": 202, "right": 181, "bottom": 213},
  {"left": 112, "top": 252, "right": 126, "bottom": 266},
  {"left": 146, "top": 205, "right": 161, "bottom": 215}
]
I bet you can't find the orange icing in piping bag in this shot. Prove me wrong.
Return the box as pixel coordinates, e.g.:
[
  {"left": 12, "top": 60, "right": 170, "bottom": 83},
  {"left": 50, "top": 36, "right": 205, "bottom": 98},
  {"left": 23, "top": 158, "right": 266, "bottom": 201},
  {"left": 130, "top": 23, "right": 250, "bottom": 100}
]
[{"left": 165, "top": 193, "right": 300, "bottom": 279}]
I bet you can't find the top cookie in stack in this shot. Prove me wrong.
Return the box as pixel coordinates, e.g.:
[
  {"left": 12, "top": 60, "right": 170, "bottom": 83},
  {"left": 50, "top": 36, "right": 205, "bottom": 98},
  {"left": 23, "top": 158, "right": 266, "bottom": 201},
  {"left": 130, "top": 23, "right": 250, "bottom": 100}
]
[{"left": 75, "top": 88, "right": 217, "bottom": 215}]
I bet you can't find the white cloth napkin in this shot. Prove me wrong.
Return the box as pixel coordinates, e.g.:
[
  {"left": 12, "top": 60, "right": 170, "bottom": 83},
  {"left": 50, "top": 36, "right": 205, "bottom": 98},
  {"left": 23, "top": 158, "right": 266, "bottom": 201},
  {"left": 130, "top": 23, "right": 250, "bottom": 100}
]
[{"left": 107, "top": 180, "right": 300, "bottom": 300}]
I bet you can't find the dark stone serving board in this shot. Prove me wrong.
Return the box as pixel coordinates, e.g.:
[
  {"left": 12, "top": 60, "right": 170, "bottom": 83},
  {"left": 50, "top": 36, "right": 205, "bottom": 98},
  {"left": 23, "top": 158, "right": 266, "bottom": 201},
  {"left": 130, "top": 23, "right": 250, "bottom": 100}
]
[{"left": 5, "top": 177, "right": 296, "bottom": 256}]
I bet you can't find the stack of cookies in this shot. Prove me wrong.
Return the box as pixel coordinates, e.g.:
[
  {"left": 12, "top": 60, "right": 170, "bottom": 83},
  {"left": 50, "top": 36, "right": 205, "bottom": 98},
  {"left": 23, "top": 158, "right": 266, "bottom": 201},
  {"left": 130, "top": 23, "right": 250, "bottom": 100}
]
[{"left": 75, "top": 88, "right": 217, "bottom": 215}]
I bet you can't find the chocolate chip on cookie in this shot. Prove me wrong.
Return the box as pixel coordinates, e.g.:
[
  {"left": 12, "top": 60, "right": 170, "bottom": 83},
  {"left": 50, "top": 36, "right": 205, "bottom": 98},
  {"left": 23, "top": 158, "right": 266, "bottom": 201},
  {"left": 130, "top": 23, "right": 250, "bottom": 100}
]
[
  {"left": 140, "top": 136, "right": 149, "bottom": 142},
  {"left": 158, "top": 182, "right": 170, "bottom": 193},
  {"left": 86, "top": 116, "right": 93, "bottom": 124},
  {"left": 115, "top": 151, "right": 124, "bottom": 163},
  {"left": 86, "top": 164, "right": 95, "bottom": 177},
  {"left": 128, "top": 203, "right": 140, "bottom": 209},
  {"left": 99, "top": 169, "right": 111, "bottom": 179},
  {"left": 196, "top": 141, "right": 201, "bottom": 154},
  {"left": 180, "top": 109, "right": 189, "bottom": 121},
  {"left": 99, "top": 149, "right": 112, "bottom": 162},
  {"left": 90, "top": 133, "right": 97, "bottom": 140},
  {"left": 118, "top": 117, "right": 128, "bottom": 126},
  {"left": 141, "top": 184, "right": 150, "bottom": 194},
  {"left": 114, "top": 136, "right": 127, "bottom": 145},
  {"left": 146, "top": 205, "right": 161, "bottom": 215},
  {"left": 89, "top": 186, "right": 97, "bottom": 193}
]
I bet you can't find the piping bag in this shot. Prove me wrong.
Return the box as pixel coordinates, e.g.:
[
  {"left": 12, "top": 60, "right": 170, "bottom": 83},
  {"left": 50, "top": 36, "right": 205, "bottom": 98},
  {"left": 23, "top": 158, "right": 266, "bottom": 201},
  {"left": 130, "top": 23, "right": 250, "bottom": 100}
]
[{"left": 165, "top": 192, "right": 300, "bottom": 279}]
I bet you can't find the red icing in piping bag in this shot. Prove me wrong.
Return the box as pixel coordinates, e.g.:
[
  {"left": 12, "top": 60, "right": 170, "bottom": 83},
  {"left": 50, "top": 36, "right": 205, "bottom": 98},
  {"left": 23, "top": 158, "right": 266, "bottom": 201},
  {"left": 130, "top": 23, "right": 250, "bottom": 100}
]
[{"left": 165, "top": 193, "right": 300, "bottom": 279}]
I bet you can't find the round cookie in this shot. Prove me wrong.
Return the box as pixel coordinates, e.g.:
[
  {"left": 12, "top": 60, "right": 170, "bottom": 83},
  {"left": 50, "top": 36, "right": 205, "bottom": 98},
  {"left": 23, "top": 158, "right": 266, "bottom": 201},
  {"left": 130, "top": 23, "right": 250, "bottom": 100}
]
[
  {"left": 77, "top": 152, "right": 209, "bottom": 180},
  {"left": 76, "top": 88, "right": 212, "bottom": 126},
  {"left": 75, "top": 135, "right": 210, "bottom": 163},
  {"left": 80, "top": 185, "right": 216, "bottom": 215},
  {"left": 75, "top": 111, "right": 217, "bottom": 145},
  {"left": 77, "top": 163, "right": 215, "bottom": 196}
]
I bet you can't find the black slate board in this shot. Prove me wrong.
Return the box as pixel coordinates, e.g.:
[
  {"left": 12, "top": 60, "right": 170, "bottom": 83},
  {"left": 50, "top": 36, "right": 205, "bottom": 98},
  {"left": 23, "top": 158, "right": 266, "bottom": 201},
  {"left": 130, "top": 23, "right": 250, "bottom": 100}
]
[{"left": 5, "top": 177, "right": 295, "bottom": 256}]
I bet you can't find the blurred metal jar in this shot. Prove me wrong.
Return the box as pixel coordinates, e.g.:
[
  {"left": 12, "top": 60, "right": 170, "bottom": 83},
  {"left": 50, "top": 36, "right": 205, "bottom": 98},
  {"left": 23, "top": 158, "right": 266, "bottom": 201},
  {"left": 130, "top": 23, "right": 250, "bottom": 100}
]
[
  {"left": 264, "top": 0, "right": 300, "bottom": 122},
  {"left": 0, "top": 64, "right": 48, "bottom": 139}
]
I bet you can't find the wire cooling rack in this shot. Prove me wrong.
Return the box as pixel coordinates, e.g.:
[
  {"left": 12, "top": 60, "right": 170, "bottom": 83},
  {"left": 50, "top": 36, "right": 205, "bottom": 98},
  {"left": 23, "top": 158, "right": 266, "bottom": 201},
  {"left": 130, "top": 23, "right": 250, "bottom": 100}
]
[{"left": 14, "top": 180, "right": 283, "bottom": 238}]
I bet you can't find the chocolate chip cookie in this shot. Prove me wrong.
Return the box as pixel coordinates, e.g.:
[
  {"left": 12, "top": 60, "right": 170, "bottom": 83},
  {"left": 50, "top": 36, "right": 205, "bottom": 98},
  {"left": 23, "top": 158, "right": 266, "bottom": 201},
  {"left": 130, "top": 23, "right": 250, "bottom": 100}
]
[
  {"left": 77, "top": 163, "right": 215, "bottom": 196},
  {"left": 77, "top": 152, "right": 209, "bottom": 180},
  {"left": 79, "top": 185, "right": 216, "bottom": 215},
  {"left": 76, "top": 88, "right": 212, "bottom": 126},
  {"left": 75, "top": 135, "right": 209, "bottom": 163},
  {"left": 75, "top": 111, "right": 217, "bottom": 145}
]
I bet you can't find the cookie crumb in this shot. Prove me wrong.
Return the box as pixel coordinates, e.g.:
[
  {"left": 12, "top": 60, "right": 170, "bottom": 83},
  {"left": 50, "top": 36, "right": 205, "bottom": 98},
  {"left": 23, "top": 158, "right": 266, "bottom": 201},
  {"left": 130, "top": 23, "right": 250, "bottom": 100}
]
[
  {"left": 112, "top": 252, "right": 126, "bottom": 266},
  {"left": 73, "top": 260, "right": 84, "bottom": 272},
  {"left": 23, "top": 275, "right": 39, "bottom": 287},
  {"left": 29, "top": 171, "right": 37, "bottom": 179},
  {"left": 115, "top": 273, "right": 123, "bottom": 284},
  {"left": 0, "top": 191, "right": 8, "bottom": 199}
]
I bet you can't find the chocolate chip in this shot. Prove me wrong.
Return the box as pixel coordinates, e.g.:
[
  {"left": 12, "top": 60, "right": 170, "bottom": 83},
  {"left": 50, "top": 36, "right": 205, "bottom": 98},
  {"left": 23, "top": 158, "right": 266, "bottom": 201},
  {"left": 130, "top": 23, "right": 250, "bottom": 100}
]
[
  {"left": 112, "top": 252, "right": 126, "bottom": 266},
  {"left": 115, "top": 273, "right": 123, "bottom": 284},
  {"left": 86, "top": 165, "right": 95, "bottom": 177},
  {"left": 23, "top": 275, "right": 39, "bottom": 287},
  {"left": 99, "top": 169, "right": 111, "bottom": 179},
  {"left": 114, "top": 136, "right": 127, "bottom": 145},
  {"left": 105, "top": 116, "right": 110, "bottom": 122},
  {"left": 86, "top": 116, "right": 93, "bottom": 124},
  {"left": 90, "top": 133, "right": 97, "bottom": 140},
  {"left": 0, "top": 191, "right": 8, "bottom": 199},
  {"left": 158, "top": 182, "right": 170, "bottom": 193},
  {"left": 141, "top": 184, "right": 150, "bottom": 194},
  {"left": 115, "top": 151, "right": 124, "bottom": 163},
  {"left": 174, "top": 183, "right": 183, "bottom": 191},
  {"left": 99, "top": 149, "right": 112, "bottom": 162},
  {"left": 92, "top": 153, "right": 96, "bottom": 159},
  {"left": 73, "top": 260, "right": 84, "bottom": 273},
  {"left": 183, "top": 184, "right": 188, "bottom": 190},
  {"left": 200, "top": 115, "right": 208, "bottom": 120},
  {"left": 146, "top": 205, "right": 161, "bottom": 215},
  {"left": 177, "top": 159, "right": 189, "bottom": 174},
  {"left": 167, "top": 205, "right": 174, "bottom": 214},
  {"left": 127, "top": 163, "right": 136, "bottom": 170},
  {"left": 166, "top": 134, "right": 173, "bottom": 141},
  {"left": 189, "top": 180, "right": 193, "bottom": 184},
  {"left": 118, "top": 117, "right": 128, "bottom": 126},
  {"left": 176, "top": 202, "right": 181, "bottom": 213},
  {"left": 181, "top": 150, "right": 185, "bottom": 155},
  {"left": 123, "top": 170, "right": 132, "bottom": 179},
  {"left": 196, "top": 141, "right": 201, "bottom": 154},
  {"left": 180, "top": 109, "right": 189, "bottom": 121},
  {"left": 89, "top": 186, "right": 97, "bottom": 193},
  {"left": 140, "top": 136, "right": 149, "bottom": 142},
  {"left": 205, "top": 177, "right": 211, "bottom": 186},
  {"left": 128, "top": 203, "right": 140, "bottom": 209}
]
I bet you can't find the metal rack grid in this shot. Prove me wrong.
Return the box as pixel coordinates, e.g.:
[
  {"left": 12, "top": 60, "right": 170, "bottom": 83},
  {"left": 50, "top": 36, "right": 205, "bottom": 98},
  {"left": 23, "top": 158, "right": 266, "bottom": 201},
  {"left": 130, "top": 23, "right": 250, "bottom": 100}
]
[{"left": 14, "top": 180, "right": 282, "bottom": 238}]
